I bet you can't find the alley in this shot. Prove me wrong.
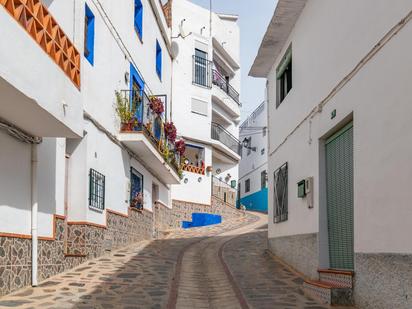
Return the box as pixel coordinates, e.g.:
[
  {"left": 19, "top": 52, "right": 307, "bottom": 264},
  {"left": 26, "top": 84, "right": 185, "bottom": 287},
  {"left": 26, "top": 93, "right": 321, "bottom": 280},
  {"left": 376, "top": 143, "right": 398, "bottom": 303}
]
[{"left": 0, "top": 213, "right": 354, "bottom": 309}]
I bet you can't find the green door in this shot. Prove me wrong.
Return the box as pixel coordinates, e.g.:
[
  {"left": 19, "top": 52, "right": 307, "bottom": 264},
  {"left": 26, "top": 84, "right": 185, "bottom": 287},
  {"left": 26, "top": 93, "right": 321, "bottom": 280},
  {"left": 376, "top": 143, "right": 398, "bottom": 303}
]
[{"left": 325, "top": 122, "right": 354, "bottom": 270}]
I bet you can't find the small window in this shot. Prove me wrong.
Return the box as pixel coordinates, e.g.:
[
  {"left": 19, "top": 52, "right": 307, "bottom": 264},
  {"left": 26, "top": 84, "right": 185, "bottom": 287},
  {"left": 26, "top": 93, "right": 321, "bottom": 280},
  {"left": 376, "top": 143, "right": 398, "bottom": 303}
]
[
  {"left": 89, "top": 169, "right": 105, "bottom": 210},
  {"left": 156, "top": 40, "right": 162, "bottom": 80},
  {"left": 263, "top": 127, "right": 267, "bottom": 137},
  {"left": 130, "top": 168, "right": 143, "bottom": 208},
  {"left": 276, "top": 46, "right": 292, "bottom": 107},
  {"left": 274, "top": 163, "right": 288, "bottom": 223},
  {"left": 84, "top": 4, "right": 95, "bottom": 65},
  {"left": 261, "top": 170, "right": 267, "bottom": 189},
  {"left": 134, "top": 0, "right": 143, "bottom": 40},
  {"left": 245, "top": 179, "right": 250, "bottom": 193},
  {"left": 261, "top": 148, "right": 265, "bottom": 155}
]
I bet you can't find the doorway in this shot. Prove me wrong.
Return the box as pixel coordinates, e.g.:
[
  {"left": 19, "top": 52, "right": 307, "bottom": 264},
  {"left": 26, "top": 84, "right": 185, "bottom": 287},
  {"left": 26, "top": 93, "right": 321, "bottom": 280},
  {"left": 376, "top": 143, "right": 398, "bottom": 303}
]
[{"left": 325, "top": 122, "right": 354, "bottom": 270}]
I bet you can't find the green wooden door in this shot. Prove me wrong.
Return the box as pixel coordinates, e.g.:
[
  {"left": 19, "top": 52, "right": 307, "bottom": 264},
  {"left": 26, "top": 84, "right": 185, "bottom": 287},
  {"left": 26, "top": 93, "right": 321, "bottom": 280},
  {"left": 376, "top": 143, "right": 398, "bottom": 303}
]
[{"left": 325, "top": 122, "right": 354, "bottom": 270}]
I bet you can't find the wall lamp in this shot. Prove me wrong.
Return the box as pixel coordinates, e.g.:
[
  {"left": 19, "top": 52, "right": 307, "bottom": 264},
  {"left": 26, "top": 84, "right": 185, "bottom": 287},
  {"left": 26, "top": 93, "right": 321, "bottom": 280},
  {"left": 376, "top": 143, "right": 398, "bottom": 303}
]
[{"left": 242, "top": 137, "right": 256, "bottom": 152}]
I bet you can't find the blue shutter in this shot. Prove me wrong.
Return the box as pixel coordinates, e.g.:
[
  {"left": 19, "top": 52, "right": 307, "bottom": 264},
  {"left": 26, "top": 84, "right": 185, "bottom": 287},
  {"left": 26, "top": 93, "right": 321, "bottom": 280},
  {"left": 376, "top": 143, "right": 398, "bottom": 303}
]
[
  {"left": 130, "top": 63, "right": 145, "bottom": 123},
  {"left": 134, "top": 0, "right": 143, "bottom": 40},
  {"left": 84, "top": 4, "right": 95, "bottom": 65},
  {"left": 156, "top": 40, "right": 162, "bottom": 80}
]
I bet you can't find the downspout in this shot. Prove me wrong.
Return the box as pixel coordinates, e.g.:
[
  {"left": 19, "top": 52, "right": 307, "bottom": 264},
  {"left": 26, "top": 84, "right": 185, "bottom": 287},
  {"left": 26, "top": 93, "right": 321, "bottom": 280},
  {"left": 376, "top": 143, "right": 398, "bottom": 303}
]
[{"left": 31, "top": 144, "right": 38, "bottom": 286}]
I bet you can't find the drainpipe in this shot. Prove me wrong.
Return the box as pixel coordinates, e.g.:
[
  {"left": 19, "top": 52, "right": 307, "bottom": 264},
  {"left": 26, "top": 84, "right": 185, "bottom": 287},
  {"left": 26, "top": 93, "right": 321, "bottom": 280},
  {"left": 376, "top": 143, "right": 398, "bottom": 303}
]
[{"left": 31, "top": 144, "right": 38, "bottom": 286}]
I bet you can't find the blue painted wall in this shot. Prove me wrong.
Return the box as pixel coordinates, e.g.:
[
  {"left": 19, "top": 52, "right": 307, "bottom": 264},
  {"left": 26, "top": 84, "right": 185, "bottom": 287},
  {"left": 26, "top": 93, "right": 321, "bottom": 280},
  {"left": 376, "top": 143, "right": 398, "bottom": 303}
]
[
  {"left": 240, "top": 188, "right": 268, "bottom": 213},
  {"left": 182, "top": 213, "right": 222, "bottom": 229}
]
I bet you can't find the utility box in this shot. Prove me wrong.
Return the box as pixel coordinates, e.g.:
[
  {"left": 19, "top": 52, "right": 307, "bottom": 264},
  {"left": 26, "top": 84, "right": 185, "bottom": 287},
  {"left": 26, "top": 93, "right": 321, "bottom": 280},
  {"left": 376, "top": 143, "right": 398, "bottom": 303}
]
[{"left": 297, "top": 180, "right": 306, "bottom": 198}]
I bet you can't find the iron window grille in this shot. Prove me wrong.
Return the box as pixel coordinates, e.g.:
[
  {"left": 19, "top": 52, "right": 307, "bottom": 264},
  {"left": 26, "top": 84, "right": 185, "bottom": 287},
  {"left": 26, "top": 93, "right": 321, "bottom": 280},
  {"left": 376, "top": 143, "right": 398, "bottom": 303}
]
[
  {"left": 89, "top": 169, "right": 105, "bottom": 210},
  {"left": 274, "top": 162, "right": 288, "bottom": 223},
  {"left": 261, "top": 170, "right": 267, "bottom": 189}
]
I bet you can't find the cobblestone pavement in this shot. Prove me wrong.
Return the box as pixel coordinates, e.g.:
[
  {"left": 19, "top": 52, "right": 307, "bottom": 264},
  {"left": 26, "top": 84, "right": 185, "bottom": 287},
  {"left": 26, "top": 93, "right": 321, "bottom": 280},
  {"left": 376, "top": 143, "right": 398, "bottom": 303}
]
[{"left": 0, "top": 212, "right": 354, "bottom": 309}]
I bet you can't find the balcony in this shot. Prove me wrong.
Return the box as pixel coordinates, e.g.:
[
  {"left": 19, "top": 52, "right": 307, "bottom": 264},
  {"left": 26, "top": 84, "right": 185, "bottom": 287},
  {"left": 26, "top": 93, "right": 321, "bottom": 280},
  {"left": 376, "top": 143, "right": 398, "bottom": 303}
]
[
  {"left": 211, "top": 122, "right": 241, "bottom": 161},
  {"left": 0, "top": 0, "right": 83, "bottom": 137},
  {"left": 212, "top": 69, "right": 240, "bottom": 105},
  {"left": 117, "top": 90, "right": 182, "bottom": 184}
]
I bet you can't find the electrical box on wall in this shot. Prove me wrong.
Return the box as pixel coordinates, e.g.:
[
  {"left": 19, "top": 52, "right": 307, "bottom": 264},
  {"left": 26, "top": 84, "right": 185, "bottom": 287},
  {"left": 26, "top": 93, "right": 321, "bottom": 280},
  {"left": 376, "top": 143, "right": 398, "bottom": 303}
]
[
  {"left": 297, "top": 177, "right": 314, "bottom": 208},
  {"left": 297, "top": 180, "right": 306, "bottom": 198}
]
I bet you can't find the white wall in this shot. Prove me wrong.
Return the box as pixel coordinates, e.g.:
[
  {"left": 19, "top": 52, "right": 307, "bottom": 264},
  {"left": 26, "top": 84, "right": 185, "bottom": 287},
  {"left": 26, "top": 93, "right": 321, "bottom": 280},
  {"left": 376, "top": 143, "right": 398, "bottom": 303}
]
[
  {"left": 265, "top": 0, "right": 412, "bottom": 254},
  {"left": 171, "top": 0, "right": 241, "bottom": 205}
]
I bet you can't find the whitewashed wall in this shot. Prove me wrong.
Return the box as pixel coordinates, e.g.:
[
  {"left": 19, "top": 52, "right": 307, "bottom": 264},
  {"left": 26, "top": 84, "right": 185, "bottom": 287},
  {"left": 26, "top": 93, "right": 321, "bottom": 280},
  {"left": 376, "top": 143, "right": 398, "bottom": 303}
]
[{"left": 266, "top": 0, "right": 412, "bottom": 254}]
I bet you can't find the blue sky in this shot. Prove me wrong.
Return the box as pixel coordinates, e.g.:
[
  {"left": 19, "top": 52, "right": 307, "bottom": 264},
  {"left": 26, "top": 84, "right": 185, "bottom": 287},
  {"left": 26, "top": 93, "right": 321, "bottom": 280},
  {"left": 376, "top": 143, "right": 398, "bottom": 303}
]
[{"left": 190, "top": 0, "right": 278, "bottom": 121}]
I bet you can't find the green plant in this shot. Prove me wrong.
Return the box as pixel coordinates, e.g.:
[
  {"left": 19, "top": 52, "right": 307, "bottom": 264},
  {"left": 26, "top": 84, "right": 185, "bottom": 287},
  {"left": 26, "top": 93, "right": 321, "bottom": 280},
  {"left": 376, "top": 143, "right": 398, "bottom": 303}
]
[{"left": 115, "top": 91, "right": 136, "bottom": 124}]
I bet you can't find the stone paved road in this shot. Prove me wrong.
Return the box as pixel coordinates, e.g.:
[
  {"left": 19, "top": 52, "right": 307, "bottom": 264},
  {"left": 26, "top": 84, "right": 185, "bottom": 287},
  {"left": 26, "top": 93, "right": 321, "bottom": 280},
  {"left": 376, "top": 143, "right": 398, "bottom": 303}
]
[{"left": 0, "top": 212, "right": 354, "bottom": 309}]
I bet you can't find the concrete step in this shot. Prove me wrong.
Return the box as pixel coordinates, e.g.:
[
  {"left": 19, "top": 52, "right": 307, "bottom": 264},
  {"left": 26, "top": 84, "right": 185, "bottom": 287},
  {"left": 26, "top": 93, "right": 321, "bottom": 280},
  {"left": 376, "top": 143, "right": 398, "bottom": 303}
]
[
  {"left": 303, "top": 279, "right": 354, "bottom": 306},
  {"left": 318, "top": 268, "right": 354, "bottom": 288}
]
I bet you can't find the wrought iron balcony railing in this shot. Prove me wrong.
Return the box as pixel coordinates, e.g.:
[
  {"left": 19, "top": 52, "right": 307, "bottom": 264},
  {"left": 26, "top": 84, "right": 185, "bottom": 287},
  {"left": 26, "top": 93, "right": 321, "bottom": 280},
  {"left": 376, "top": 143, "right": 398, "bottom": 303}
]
[
  {"left": 117, "top": 90, "right": 180, "bottom": 174},
  {"left": 212, "top": 69, "right": 240, "bottom": 105},
  {"left": 192, "top": 55, "right": 212, "bottom": 88},
  {"left": 211, "top": 122, "right": 242, "bottom": 156}
]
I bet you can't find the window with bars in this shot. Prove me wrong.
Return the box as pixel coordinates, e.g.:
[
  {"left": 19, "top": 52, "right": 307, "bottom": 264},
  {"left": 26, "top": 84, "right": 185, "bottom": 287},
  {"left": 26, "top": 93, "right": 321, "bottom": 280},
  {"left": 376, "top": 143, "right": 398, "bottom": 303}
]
[
  {"left": 274, "top": 163, "right": 288, "bottom": 223},
  {"left": 89, "top": 169, "right": 105, "bottom": 210}
]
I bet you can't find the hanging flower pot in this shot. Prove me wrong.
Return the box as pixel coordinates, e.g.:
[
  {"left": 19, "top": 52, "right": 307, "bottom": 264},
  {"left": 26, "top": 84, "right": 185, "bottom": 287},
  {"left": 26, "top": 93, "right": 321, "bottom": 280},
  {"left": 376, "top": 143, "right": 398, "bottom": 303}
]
[
  {"left": 164, "top": 122, "right": 177, "bottom": 144},
  {"left": 149, "top": 96, "right": 164, "bottom": 116}
]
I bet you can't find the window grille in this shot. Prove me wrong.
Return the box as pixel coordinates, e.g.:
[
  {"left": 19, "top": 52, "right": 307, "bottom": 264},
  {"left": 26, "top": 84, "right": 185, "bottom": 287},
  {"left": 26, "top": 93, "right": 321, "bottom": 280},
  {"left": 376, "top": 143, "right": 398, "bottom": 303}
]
[
  {"left": 89, "top": 169, "right": 105, "bottom": 210},
  {"left": 245, "top": 179, "right": 250, "bottom": 193},
  {"left": 274, "top": 163, "right": 288, "bottom": 223}
]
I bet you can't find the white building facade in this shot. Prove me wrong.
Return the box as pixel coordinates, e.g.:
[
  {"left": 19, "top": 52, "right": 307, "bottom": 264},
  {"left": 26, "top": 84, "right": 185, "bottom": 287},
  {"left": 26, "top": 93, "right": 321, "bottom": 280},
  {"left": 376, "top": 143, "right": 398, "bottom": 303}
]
[
  {"left": 239, "top": 101, "right": 268, "bottom": 212},
  {"left": 0, "top": 0, "right": 181, "bottom": 296},
  {"left": 169, "top": 0, "right": 242, "bottom": 209},
  {"left": 250, "top": 0, "right": 412, "bottom": 308}
]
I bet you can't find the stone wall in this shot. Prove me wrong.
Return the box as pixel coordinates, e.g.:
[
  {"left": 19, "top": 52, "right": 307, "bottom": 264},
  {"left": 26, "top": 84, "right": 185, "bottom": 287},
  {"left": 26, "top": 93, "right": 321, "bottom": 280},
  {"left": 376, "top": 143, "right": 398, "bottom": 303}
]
[
  {"left": 169, "top": 197, "right": 243, "bottom": 229},
  {"left": 268, "top": 233, "right": 319, "bottom": 279},
  {"left": 0, "top": 200, "right": 243, "bottom": 296},
  {"left": 354, "top": 253, "right": 412, "bottom": 309},
  {"left": 0, "top": 208, "right": 154, "bottom": 296}
]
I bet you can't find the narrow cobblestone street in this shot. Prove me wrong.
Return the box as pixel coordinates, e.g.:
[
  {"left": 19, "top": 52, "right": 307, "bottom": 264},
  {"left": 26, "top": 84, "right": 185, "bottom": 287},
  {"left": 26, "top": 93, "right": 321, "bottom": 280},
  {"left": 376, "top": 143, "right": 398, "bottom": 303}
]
[{"left": 0, "top": 213, "right": 354, "bottom": 309}]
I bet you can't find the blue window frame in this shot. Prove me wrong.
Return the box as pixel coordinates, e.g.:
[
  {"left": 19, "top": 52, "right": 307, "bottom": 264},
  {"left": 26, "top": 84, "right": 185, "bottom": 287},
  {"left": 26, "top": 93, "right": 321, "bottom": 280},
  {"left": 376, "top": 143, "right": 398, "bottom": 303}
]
[
  {"left": 156, "top": 40, "right": 162, "bottom": 80},
  {"left": 84, "top": 4, "right": 95, "bottom": 65},
  {"left": 130, "top": 167, "right": 143, "bottom": 207},
  {"left": 134, "top": 0, "right": 143, "bottom": 40},
  {"left": 130, "top": 64, "right": 145, "bottom": 124}
]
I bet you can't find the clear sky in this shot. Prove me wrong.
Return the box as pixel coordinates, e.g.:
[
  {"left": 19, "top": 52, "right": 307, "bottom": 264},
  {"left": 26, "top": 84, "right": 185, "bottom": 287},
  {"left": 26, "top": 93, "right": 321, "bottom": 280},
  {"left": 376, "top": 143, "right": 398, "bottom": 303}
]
[{"left": 189, "top": 0, "right": 278, "bottom": 121}]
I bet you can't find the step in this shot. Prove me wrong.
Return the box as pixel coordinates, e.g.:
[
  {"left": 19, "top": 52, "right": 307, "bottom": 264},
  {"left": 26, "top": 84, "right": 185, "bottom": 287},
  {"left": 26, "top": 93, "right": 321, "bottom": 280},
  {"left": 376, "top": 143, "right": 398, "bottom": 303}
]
[
  {"left": 318, "top": 269, "right": 354, "bottom": 288},
  {"left": 303, "top": 279, "right": 354, "bottom": 306}
]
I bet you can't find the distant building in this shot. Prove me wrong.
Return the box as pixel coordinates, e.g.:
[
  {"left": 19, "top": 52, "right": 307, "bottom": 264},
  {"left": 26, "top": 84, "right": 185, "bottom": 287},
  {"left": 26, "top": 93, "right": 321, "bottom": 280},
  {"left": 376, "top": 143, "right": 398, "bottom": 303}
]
[
  {"left": 250, "top": 0, "right": 412, "bottom": 307},
  {"left": 239, "top": 101, "right": 268, "bottom": 213},
  {"left": 170, "top": 0, "right": 242, "bottom": 209}
]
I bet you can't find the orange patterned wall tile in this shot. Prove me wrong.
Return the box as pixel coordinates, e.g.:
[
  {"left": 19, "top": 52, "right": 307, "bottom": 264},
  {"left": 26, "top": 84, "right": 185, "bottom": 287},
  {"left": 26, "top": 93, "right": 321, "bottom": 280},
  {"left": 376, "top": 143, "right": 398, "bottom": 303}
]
[{"left": 1, "top": 0, "right": 81, "bottom": 88}]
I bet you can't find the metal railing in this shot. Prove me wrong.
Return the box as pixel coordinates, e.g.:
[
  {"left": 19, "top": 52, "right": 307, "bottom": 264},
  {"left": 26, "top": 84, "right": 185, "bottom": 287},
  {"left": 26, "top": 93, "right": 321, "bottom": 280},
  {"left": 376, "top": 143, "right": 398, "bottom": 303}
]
[
  {"left": 212, "top": 69, "right": 240, "bottom": 105},
  {"left": 192, "top": 55, "right": 212, "bottom": 88},
  {"left": 118, "top": 90, "right": 180, "bottom": 174},
  {"left": 211, "top": 123, "right": 242, "bottom": 156},
  {"left": 212, "top": 176, "right": 237, "bottom": 206}
]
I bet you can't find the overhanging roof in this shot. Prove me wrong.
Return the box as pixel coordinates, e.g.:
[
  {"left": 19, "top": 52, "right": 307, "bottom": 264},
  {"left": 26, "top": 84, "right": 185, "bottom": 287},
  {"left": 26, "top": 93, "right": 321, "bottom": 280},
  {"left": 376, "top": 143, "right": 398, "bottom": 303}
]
[{"left": 249, "top": 0, "right": 307, "bottom": 78}]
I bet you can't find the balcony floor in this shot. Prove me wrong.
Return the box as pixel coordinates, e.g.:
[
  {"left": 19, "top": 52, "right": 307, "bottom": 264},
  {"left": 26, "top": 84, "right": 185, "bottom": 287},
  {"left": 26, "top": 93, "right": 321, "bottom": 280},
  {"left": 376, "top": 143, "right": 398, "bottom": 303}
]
[{"left": 118, "top": 132, "right": 181, "bottom": 184}]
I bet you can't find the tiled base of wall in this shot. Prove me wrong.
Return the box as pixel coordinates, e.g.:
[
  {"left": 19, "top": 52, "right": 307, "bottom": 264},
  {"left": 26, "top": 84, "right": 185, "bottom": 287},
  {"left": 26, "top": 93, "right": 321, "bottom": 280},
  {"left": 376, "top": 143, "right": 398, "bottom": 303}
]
[
  {"left": 354, "top": 253, "right": 412, "bottom": 309},
  {"left": 0, "top": 200, "right": 243, "bottom": 296},
  {"left": 268, "top": 233, "right": 319, "bottom": 279}
]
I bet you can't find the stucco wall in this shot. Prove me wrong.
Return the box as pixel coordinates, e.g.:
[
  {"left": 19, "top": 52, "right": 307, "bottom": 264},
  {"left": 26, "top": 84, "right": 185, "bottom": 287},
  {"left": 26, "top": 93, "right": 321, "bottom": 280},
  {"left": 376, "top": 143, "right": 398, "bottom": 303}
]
[{"left": 266, "top": 0, "right": 412, "bottom": 254}]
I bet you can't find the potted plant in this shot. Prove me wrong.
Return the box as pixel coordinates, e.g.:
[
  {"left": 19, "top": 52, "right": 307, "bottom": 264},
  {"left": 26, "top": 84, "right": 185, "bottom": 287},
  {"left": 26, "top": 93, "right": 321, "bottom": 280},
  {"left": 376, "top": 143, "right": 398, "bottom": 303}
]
[
  {"left": 115, "top": 91, "right": 137, "bottom": 131},
  {"left": 131, "top": 192, "right": 143, "bottom": 210},
  {"left": 164, "top": 122, "right": 177, "bottom": 144},
  {"left": 149, "top": 96, "right": 164, "bottom": 116},
  {"left": 175, "top": 139, "right": 186, "bottom": 156}
]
